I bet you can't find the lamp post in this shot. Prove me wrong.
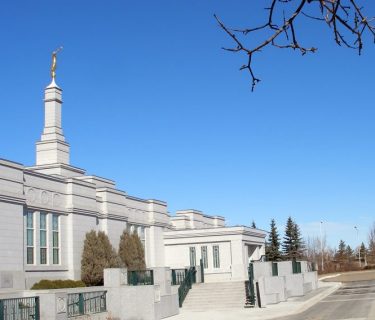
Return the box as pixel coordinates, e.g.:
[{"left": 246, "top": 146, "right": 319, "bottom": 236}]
[
  {"left": 354, "top": 226, "right": 361, "bottom": 267},
  {"left": 320, "top": 221, "right": 324, "bottom": 272}
]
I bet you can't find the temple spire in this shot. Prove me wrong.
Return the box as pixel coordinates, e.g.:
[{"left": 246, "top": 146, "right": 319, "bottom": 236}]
[{"left": 36, "top": 49, "right": 70, "bottom": 166}]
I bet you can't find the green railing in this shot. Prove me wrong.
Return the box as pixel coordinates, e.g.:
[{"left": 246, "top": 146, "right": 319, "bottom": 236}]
[
  {"left": 67, "top": 291, "right": 107, "bottom": 318},
  {"left": 171, "top": 269, "right": 186, "bottom": 286},
  {"left": 246, "top": 263, "right": 256, "bottom": 306},
  {"left": 178, "top": 267, "right": 196, "bottom": 307},
  {"left": 0, "top": 296, "right": 39, "bottom": 320},
  {"left": 292, "top": 258, "right": 302, "bottom": 274},
  {"left": 272, "top": 262, "right": 278, "bottom": 276},
  {"left": 127, "top": 270, "right": 154, "bottom": 286}
]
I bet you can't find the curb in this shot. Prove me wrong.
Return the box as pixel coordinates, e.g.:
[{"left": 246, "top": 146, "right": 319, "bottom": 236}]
[
  {"left": 294, "top": 282, "right": 341, "bottom": 314},
  {"left": 319, "top": 274, "right": 342, "bottom": 281},
  {"left": 258, "top": 282, "right": 341, "bottom": 320}
]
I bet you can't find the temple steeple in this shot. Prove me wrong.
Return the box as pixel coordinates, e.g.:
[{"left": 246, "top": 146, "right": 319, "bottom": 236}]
[{"left": 36, "top": 48, "right": 70, "bottom": 166}]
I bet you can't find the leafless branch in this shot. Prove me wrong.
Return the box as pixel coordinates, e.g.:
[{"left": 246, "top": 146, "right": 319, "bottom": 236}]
[{"left": 215, "top": 0, "right": 374, "bottom": 90}]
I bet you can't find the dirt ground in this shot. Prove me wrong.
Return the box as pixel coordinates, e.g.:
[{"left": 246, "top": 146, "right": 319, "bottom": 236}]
[{"left": 322, "top": 269, "right": 375, "bottom": 282}]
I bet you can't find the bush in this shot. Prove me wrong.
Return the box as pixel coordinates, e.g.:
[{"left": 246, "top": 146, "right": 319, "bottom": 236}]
[
  {"left": 81, "top": 230, "right": 119, "bottom": 286},
  {"left": 363, "top": 265, "right": 375, "bottom": 270},
  {"left": 118, "top": 230, "right": 146, "bottom": 271},
  {"left": 31, "top": 279, "right": 86, "bottom": 290}
]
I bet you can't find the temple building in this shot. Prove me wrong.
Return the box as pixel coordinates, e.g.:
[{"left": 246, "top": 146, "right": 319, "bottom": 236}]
[{"left": 0, "top": 57, "right": 266, "bottom": 290}]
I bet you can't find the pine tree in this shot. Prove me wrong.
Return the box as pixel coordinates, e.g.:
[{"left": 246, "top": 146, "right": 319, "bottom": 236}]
[
  {"left": 265, "top": 219, "right": 281, "bottom": 261},
  {"left": 292, "top": 221, "right": 304, "bottom": 259},
  {"left": 346, "top": 245, "right": 354, "bottom": 262},
  {"left": 118, "top": 230, "right": 146, "bottom": 271},
  {"left": 336, "top": 240, "right": 346, "bottom": 262},
  {"left": 251, "top": 220, "right": 256, "bottom": 228},
  {"left": 282, "top": 217, "right": 295, "bottom": 259},
  {"left": 81, "top": 230, "right": 119, "bottom": 286}
]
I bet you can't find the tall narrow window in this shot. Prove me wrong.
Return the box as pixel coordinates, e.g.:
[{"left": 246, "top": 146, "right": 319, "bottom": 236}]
[
  {"left": 139, "top": 226, "right": 145, "bottom": 248},
  {"left": 40, "top": 212, "right": 47, "bottom": 264},
  {"left": 189, "top": 247, "right": 196, "bottom": 267},
  {"left": 52, "top": 214, "right": 59, "bottom": 264},
  {"left": 213, "top": 245, "right": 220, "bottom": 268},
  {"left": 26, "top": 211, "right": 34, "bottom": 264},
  {"left": 201, "top": 246, "right": 208, "bottom": 269}
]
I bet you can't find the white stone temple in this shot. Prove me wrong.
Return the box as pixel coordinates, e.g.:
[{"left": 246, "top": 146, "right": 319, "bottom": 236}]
[{"left": 0, "top": 60, "right": 266, "bottom": 290}]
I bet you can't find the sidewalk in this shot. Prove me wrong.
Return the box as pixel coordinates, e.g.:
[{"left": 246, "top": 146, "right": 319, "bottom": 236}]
[{"left": 168, "top": 281, "right": 341, "bottom": 320}]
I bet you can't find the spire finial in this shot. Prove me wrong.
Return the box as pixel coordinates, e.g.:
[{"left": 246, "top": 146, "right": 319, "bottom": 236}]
[{"left": 50, "top": 46, "right": 63, "bottom": 81}]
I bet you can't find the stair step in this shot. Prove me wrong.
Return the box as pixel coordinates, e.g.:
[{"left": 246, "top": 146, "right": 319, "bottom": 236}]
[{"left": 182, "top": 281, "right": 248, "bottom": 310}]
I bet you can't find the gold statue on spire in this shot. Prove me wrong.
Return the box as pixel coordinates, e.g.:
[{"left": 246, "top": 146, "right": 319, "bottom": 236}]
[{"left": 51, "top": 47, "right": 63, "bottom": 80}]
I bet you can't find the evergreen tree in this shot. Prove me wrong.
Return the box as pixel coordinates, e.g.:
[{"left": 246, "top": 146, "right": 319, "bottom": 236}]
[
  {"left": 251, "top": 220, "right": 256, "bottom": 228},
  {"left": 265, "top": 219, "right": 281, "bottom": 261},
  {"left": 292, "top": 221, "right": 304, "bottom": 258},
  {"left": 118, "top": 230, "right": 146, "bottom": 271},
  {"left": 346, "top": 245, "right": 354, "bottom": 262},
  {"left": 336, "top": 240, "right": 346, "bottom": 262},
  {"left": 282, "top": 217, "right": 295, "bottom": 258},
  {"left": 81, "top": 230, "right": 119, "bottom": 286},
  {"left": 282, "top": 217, "right": 305, "bottom": 259}
]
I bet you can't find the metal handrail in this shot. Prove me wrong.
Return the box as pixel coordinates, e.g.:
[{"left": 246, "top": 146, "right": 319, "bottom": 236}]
[{"left": 178, "top": 267, "right": 196, "bottom": 307}]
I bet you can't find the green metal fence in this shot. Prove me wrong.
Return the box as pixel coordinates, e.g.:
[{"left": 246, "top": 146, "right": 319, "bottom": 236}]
[
  {"left": 127, "top": 270, "right": 154, "bottom": 286},
  {"left": 67, "top": 291, "right": 107, "bottom": 318},
  {"left": 171, "top": 269, "right": 186, "bottom": 286},
  {"left": 178, "top": 267, "right": 196, "bottom": 307},
  {"left": 272, "top": 262, "right": 278, "bottom": 276},
  {"left": 246, "top": 263, "right": 256, "bottom": 306},
  {"left": 0, "top": 296, "right": 39, "bottom": 320},
  {"left": 292, "top": 259, "right": 302, "bottom": 274}
]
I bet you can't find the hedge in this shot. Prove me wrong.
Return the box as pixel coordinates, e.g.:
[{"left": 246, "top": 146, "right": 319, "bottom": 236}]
[{"left": 31, "top": 279, "right": 86, "bottom": 290}]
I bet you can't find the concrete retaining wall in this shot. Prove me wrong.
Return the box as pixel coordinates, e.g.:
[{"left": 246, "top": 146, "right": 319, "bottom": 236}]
[{"left": 253, "top": 261, "right": 318, "bottom": 307}]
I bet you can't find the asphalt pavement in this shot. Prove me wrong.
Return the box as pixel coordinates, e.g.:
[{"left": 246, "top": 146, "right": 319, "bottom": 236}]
[
  {"left": 274, "top": 280, "right": 375, "bottom": 320},
  {"left": 169, "top": 271, "right": 375, "bottom": 320},
  {"left": 168, "top": 281, "right": 341, "bottom": 320}
]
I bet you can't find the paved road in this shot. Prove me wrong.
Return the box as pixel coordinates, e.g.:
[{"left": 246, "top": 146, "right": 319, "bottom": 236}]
[
  {"left": 322, "top": 270, "right": 375, "bottom": 283},
  {"left": 275, "top": 280, "right": 375, "bottom": 320}
]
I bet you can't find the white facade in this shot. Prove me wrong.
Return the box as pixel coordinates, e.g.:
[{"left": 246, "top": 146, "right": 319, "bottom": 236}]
[
  {"left": 165, "top": 210, "right": 266, "bottom": 282},
  {"left": 0, "top": 75, "right": 266, "bottom": 290}
]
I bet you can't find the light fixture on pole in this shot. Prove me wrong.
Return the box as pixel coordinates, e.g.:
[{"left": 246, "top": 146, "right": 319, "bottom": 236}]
[
  {"left": 354, "top": 226, "right": 361, "bottom": 267},
  {"left": 320, "top": 221, "right": 324, "bottom": 272}
]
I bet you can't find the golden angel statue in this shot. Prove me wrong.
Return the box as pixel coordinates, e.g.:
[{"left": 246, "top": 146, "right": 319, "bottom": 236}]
[{"left": 51, "top": 47, "right": 63, "bottom": 80}]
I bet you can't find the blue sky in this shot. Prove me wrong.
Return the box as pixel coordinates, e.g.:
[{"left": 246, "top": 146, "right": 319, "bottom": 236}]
[{"left": 0, "top": 1, "right": 374, "bottom": 249}]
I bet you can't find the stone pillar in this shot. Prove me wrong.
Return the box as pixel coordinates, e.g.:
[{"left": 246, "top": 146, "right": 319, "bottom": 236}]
[
  {"left": 104, "top": 268, "right": 127, "bottom": 287},
  {"left": 36, "top": 80, "right": 70, "bottom": 165}
]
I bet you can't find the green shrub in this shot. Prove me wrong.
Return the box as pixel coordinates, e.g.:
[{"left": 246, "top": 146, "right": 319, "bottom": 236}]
[
  {"left": 31, "top": 279, "right": 86, "bottom": 290},
  {"left": 118, "top": 230, "right": 146, "bottom": 271},
  {"left": 81, "top": 230, "right": 120, "bottom": 286}
]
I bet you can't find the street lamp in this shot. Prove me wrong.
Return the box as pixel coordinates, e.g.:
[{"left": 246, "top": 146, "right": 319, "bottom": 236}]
[
  {"left": 354, "top": 226, "right": 361, "bottom": 267},
  {"left": 320, "top": 221, "right": 324, "bottom": 272}
]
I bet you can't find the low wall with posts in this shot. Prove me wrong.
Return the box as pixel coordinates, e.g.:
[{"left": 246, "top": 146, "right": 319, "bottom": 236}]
[
  {"left": 0, "top": 287, "right": 109, "bottom": 320},
  {"left": 103, "top": 268, "right": 179, "bottom": 320},
  {"left": 252, "top": 261, "right": 318, "bottom": 307},
  {"left": 0, "top": 268, "right": 179, "bottom": 320}
]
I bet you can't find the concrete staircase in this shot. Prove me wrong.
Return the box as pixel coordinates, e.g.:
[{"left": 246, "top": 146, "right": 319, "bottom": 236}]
[{"left": 182, "top": 281, "right": 247, "bottom": 311}]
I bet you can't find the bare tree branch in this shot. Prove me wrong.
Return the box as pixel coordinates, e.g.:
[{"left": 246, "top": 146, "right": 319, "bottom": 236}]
[{"left": 215, "top": 0, "right": 374, "bottom": 90}]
